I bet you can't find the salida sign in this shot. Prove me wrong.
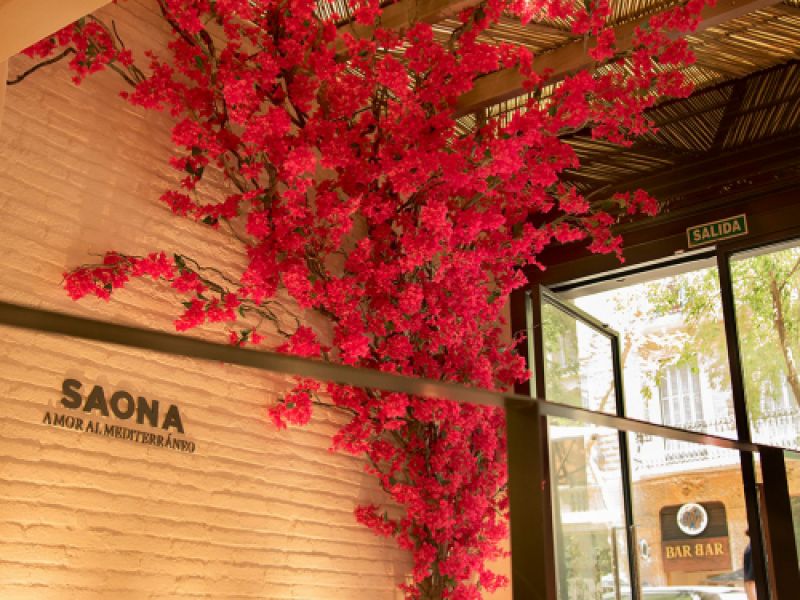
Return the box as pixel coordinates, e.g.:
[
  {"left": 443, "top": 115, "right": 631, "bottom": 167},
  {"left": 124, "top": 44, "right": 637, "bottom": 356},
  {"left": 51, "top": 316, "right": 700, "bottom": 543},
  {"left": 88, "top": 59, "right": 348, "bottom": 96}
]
[
  {"left": 42, "top": 378, "right": 195, "bottom": 453},
  {"left": 686, "top": 214, "right": 748, "bottom": 248}
]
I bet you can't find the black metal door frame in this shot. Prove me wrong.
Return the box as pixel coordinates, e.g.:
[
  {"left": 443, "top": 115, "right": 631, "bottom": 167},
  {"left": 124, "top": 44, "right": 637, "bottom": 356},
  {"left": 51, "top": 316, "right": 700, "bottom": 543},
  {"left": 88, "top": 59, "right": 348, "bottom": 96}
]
[
  {"left": 716, "top": 232, "right": 800, "bottom": 600},
  {"left": 528, "top": 286, "right": 640, "bottom": 600}
]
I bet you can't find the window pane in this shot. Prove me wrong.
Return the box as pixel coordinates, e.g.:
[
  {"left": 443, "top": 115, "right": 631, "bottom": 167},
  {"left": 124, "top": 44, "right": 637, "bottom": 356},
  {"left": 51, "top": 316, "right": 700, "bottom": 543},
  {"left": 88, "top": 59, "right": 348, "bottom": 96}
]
[
  {"left": 629, "top": 434, "right": 749, "bottom": 595},
  {"left": 542, "top": 301, "right": 617, "bottom": 414},
  {"left": 571, "top": 263, "right": 736, "bottom": 439},
  {"left": 730, "top": 241, "right": 800, "bottom": 450},
  {"left": 549, "top": 419, "right": 631, "bottom": 600}
]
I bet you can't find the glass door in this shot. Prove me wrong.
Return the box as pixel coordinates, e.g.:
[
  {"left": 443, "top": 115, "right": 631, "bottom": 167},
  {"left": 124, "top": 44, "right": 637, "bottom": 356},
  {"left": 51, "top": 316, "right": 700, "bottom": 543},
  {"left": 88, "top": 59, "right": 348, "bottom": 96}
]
[
  {"left": 538, "top": 258, "right": 758, "bottom": 598},
  {"left": 535, "top": 287, "right": 637, "bottom": 600},
  {"left": 558, "top": 258, "right": 751, "bottom": 596}
]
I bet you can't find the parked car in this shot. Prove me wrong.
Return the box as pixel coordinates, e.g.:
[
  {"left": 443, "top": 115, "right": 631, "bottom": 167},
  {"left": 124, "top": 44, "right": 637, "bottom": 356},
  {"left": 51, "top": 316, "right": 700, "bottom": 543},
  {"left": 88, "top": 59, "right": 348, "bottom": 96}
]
[{"left": 603, "top": 586, "right": 747, "bottom": 600}]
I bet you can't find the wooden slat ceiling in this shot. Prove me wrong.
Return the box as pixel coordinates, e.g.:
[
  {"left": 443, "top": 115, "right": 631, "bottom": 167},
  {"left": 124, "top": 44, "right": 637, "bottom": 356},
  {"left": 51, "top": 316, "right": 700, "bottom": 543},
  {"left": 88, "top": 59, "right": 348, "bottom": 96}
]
[
  {"left": 458, "top": 1, "right": 800, "bottom": 205},
  {"left": 320, "top": 0, "right": 800, "bottom": 206}
]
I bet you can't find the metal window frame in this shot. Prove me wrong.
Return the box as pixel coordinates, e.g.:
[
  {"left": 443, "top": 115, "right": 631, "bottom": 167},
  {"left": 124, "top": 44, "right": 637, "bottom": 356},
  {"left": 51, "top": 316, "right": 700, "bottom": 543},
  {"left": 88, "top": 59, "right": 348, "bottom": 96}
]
[
  {"left": 717, "top": 232, "right": 800, "bottom": 600},
  {"left": 537, "top": 285, "right": 640, "bottom": 600}
]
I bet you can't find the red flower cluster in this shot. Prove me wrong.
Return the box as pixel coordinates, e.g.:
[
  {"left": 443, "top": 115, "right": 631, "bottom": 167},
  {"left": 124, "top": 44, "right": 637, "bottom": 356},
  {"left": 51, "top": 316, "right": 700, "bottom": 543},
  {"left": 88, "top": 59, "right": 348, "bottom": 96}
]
[
  {"left": 43, "top": 0, "right": 709, "bottom": 595},
  {"left": 23, "top": 17, "right": 134, "bottom": 84}
]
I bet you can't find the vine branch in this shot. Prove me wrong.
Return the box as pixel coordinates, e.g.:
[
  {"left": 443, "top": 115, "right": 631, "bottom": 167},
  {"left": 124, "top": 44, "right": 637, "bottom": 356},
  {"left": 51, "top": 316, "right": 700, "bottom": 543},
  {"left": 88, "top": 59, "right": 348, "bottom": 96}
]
[{"left": 6, "top": 48, "right": 76, "bottom": 86}]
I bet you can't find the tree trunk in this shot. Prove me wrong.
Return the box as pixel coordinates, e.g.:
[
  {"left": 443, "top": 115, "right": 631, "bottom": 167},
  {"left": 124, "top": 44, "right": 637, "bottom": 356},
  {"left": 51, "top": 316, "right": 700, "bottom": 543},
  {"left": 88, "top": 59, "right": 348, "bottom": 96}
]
[
  {"left": 418, "top": 576, "right": 445, "bottom": 600},
  {"left": 768, "top": 278, "right": 800, "bottom": 409}
]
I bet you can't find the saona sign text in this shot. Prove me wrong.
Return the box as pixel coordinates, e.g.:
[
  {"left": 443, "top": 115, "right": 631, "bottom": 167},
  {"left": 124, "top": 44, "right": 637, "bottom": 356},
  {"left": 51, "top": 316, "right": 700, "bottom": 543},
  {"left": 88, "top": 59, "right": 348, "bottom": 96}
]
[{"left": 42, "top": 378, "right": 195, "bottom": 453}]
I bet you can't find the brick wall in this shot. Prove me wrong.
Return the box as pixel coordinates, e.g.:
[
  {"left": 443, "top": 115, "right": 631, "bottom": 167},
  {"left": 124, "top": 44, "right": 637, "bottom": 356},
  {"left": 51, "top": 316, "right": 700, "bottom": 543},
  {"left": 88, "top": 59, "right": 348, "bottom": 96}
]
[
  {"left": 0, "top": 327, "right": 409, "bottom": 599},
  {"left": 0, "top": 1, "right": 416, "bottom": 597}
]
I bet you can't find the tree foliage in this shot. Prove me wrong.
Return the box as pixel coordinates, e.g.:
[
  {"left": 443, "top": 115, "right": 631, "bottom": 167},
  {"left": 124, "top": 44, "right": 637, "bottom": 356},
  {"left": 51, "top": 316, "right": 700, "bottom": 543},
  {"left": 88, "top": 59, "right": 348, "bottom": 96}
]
[{"left": 648, "top": 247, "right": 800, "bottom": 417}]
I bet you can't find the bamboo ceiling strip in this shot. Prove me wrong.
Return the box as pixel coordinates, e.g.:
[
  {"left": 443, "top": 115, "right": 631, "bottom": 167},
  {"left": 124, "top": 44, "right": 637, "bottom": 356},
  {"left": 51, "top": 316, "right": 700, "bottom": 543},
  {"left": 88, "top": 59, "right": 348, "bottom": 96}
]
[
  {"left": 560, "top": 63, "right": 800, "bottom": 196},
  {"left": 457, "top": 0, "right": 781, "bottom": 116},
  {"left": 650, "top": 86, "right": 734, "bottom": 128},
  {"left": 687, "top": 7, "right": 800, "bottom": 73},
  {"left": 319, "top": 0, "right": 800, "bottom": 197},
  {"left": 693, "top": 56, "right": 755, "bottom": 78},
  {"left": 724, "top": 63, "right": 800, "bottom": 147}
]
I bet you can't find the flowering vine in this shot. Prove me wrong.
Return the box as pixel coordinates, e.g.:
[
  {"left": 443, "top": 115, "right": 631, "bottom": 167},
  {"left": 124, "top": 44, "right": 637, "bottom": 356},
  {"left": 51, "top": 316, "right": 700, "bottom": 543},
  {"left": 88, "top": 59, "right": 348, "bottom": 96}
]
[{"left": 15, "top": 0, "right": 709, "bottom": 596}]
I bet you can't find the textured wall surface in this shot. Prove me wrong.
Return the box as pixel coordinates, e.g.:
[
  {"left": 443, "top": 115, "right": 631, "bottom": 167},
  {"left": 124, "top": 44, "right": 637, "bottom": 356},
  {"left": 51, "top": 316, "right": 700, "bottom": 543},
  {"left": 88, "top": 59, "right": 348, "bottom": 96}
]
[
  {"left": 0, "top": 327, "right": 409, "bottom": 599},
  {"left": 0, "top": 1, "right": 413, "bottom": 597}
]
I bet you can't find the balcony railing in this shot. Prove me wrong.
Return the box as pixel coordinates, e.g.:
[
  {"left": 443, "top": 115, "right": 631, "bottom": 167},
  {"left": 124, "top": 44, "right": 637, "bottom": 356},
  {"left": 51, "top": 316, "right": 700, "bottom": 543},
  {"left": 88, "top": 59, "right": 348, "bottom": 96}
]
[{"left": 632, "top": 410, "right": 800, "bottom": 474}]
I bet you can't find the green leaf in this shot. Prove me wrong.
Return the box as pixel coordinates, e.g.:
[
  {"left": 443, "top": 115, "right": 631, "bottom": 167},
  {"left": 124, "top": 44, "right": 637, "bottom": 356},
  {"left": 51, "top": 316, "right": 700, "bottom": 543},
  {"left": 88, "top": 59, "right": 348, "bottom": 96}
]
[{"left": 195, "top": 55, "right": 204, "bottom": 70}]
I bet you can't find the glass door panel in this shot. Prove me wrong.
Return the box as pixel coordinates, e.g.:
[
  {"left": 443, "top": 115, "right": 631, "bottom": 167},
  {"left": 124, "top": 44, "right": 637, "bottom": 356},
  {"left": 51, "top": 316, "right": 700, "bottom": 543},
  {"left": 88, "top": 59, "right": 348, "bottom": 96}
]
[
  {"left": 539, "top": 288, "right": 635, "bottom": 600},
  {"left": 541, "top": 297, "right": 618, "bottom": 414},
  {"left": 566, "top": 260, "right": 738, "bottom": 439},
  {"left": 730, "top": 239, "right": 800, "bottom": 450},
  {"left": 628, "top": 435, "right": 750, "bottom": 595},
  {"left": 550, "top": 418, "right": 632, "bottom": 600}
]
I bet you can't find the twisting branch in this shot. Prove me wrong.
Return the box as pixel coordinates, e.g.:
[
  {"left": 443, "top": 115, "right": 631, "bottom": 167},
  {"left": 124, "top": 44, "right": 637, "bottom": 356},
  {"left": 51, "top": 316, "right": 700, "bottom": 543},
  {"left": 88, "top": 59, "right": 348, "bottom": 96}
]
[
  {"left": 6, "top": 48, "right": 76, "bottom": 85},
  {"left": 106, "top": 62, "right": 140, "bottom": 88},
  {"left": 86, "top": 15, "right": 146, "bottom": 85},
  {"left": 156, "top": 0, "right": 202, "bottom": 51}
]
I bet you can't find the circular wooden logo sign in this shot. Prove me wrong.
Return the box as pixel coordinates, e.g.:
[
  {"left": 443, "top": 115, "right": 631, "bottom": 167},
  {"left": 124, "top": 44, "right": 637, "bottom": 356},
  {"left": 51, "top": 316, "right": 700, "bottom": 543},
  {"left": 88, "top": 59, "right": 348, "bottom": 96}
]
[{"left": 676, "top": 503, "right": 708, "bottom": 536}]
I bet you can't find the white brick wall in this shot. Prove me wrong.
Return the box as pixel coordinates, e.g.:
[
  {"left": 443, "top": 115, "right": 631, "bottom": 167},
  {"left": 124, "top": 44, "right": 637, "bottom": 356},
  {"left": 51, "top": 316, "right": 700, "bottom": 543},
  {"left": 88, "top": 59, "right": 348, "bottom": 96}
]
[
  {"left": 0, "top": 326, "right": 409, "bottom": 599},
  {"left": 0, "top": 1, "right": 410, "bottom": 597}
]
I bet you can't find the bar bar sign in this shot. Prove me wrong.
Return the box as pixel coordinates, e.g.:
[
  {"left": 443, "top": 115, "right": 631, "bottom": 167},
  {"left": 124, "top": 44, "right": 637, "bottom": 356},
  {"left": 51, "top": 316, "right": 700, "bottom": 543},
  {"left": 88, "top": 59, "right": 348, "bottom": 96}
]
[{"left": 686, "top": 214, "right": 748, "bottom": 248}]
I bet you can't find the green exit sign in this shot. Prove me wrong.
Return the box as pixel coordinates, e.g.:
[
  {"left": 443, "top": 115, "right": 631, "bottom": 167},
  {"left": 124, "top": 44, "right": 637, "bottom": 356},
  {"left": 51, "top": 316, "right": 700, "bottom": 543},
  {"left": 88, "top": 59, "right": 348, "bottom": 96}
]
[{"left": 686, "top": 214, "right": 748, "bottom": 248}]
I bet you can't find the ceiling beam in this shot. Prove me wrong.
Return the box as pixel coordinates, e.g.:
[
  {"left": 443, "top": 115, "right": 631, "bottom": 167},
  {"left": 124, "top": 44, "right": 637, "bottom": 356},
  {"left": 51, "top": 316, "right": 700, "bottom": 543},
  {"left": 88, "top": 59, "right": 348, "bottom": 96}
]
[
  {"left": 593, "top": 130, "right": 800, "bottom": 199},
  {"left": 455, "top": 0, "right": 781, "bottom": 117},
  {"left": 335, "top": 0, "right": 482, "bottom": 52}
]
